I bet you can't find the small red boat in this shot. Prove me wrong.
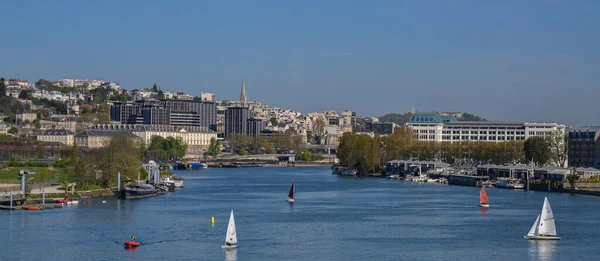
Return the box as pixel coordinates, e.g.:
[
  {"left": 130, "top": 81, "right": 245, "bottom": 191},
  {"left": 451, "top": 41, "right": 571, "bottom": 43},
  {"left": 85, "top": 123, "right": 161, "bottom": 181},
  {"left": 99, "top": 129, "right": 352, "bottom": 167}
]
[
  {"left": 24, "top": 206, "right": 41, "bottom": 210},
  {"left": 57, "top": 199, "right": 70, "bottom": 204},
  {"left": 124, "top": 241, "right": 140, "bottom": 248}
]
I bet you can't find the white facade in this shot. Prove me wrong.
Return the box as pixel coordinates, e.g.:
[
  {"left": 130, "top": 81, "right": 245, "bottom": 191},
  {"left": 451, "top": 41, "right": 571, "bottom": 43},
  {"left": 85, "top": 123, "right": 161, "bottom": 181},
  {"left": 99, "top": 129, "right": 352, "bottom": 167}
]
[
  {"left": 406, "top": 121, "right": 566, "bottom": 143},
  {"left": 201, "top": 92, "right": 216, "bottom": 101},
  {"left": 37, "top": 129, "right": 75, "bottom": 146}
]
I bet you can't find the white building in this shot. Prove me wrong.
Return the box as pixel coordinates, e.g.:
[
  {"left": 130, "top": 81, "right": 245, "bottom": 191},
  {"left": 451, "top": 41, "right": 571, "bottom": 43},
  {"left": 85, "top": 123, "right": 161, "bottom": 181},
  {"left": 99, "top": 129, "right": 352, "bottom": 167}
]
[
  {"left": 405, "top": 112, "right": 565, "bottom": 143},
  {"left": 201, "top": 92, "right": 216, "bottom": 102},
  {"left": 37, "top": 128, "right": 75, "bottom": 146}
]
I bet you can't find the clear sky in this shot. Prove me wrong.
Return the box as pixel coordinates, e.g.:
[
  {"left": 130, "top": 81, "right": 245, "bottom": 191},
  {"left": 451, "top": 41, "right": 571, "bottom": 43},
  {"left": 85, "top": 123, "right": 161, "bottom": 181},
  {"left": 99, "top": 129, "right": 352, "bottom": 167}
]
[{"left": 1, "top": 0, "right": 598, "bottom": 127}]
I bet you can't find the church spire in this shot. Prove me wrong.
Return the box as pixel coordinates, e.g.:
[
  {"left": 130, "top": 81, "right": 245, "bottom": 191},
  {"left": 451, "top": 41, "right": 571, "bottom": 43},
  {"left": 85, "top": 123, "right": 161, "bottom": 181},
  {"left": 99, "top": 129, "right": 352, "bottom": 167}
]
[{"left": 240, "top": 79, "right": 247, "bottom": 107}]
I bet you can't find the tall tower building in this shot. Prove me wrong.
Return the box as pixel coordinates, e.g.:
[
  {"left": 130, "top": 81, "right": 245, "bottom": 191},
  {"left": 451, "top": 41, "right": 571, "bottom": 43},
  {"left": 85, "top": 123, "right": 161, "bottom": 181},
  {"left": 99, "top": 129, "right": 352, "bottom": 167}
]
[{"left": 240, "top": 80, "right": 247, "bottom": 107}]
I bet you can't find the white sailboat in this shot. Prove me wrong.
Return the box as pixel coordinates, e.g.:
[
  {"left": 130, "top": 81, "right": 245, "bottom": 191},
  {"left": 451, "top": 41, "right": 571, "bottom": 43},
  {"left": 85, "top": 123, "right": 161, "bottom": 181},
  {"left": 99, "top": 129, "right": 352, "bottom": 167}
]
[
  {"left": 222, "top": 210, "right": 238, "bottom": 249},
  {"left": 523, "top": 197, "right": 560, "bottom": 240}
]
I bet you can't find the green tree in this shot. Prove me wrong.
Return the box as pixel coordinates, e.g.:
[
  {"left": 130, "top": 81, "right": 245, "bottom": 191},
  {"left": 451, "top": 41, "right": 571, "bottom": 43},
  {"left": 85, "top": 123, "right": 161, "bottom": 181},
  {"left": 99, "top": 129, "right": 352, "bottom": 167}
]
[
  {"left": 157, "top": 90, "right": 164, "bottom": 100},
  {"left": 295, "top": 149, "right": 312, "bottom": 161},
  {"left": 33, "top": 119, "right": 41, "bottom": 129},
  {"left": 270, "top": 117, "right": 278, "bottom": 126},
  {"left": 228, "top": 133, "right": 251, "bottom": 154},
  {"left": 152, "top": 83, "right": 158, "bottom": 92},
  {"left": 524, "top": 137, "right": 552, "bottom": 166},
  {"left": 0, "top": 78, "right": 6, "bottom": 97},
  {"left": 382, "top": 126, "right": 416, "bottom": 162},
  {"left": 207, "top": 137, "right": 221, "bottom": 156},
  {"left": 74, "top": 155, "right": 97, "bottom": 189},
  {"left": 8, "top": 126, "right": 18, "bottom": 134},
  {"left": 35, "top": 79, "right": 55, "bottom": 90},
  {"left": 23, "top": 119, "right": 31, "bottom": 125},
  {"left": 99, "top": 132, "right": 142, "bottom": 187},
  {"left": 566, "top": 167, "right": 580, "bottom": 191},
  {"left": 96, "top": 104, "right": 111, "bottom": 124},
  {"left": 39, "top": 168, "right": 49, "bottom": 181},
  {"left": 18, "top": 90, "right": 29, "bottom": 100},
  {"left": 82, "top": 108, "right": 92, "bottom": 114}
]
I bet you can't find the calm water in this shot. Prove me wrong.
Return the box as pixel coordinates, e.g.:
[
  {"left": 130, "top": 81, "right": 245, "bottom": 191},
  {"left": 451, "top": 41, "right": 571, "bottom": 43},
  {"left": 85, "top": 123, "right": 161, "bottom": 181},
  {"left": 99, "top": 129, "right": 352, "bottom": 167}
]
[{"left": 2, "top": 167, "right": 600, "bottom": 261}]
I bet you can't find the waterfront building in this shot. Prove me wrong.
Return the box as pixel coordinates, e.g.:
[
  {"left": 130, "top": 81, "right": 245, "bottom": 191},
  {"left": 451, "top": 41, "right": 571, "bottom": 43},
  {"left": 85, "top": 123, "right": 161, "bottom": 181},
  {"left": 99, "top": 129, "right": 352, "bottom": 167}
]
[
  {"left": 86, "top": 124, "right": 216, "bottom": 151},
  {"left": 247, "top": 118, "right": 265, "bottom": 137},
  {"left": 110, "top": 99, "right": 217, "bottom": 130},
  {"left": 568, "top": 127, "right": 600, "bottom": 168},
  {"left": 74, "top": 129, "right": 142, "bottom": 148},
  {"left": 405, "top": 112, "right": 565, "bottom": 143},
  {"left": 576, "top": 167, "right": 600, "bottom": 179},
  {"left": 225, "top": 107, "right": 249, "bottom": 138},
  {"left": 36, "top": 128, "right": 75, "bottom": 146},
  {"left": 385, "top": 159, "right": 450, "bottom": 176}
]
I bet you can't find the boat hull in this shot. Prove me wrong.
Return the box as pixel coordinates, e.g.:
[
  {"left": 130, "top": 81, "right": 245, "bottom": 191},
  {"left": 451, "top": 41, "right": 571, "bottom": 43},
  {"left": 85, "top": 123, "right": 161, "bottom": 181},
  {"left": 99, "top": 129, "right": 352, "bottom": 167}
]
[
  {"left": 124, "top": 241, "right": 140, "bottom": 248},
  {"left": 287, "top": 198, "right": 294, "bottom": 203},
  {"left": 479, "top": 203, "right": 490, "bottom": 208},
  {"left": 221, "top": 245, "right": 238, "bottom": 249},
  {"left": 118, "top": 187, "right": 159, "bottom": 199},
  {"left": 523, "top": 235, "right": 561, "bottom": 240}
]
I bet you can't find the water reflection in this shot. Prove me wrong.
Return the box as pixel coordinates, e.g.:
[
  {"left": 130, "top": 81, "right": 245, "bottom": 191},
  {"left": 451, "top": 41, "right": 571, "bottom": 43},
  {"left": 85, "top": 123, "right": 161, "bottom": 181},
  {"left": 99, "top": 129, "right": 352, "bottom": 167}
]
[
  {"left": 223, "top": 248, "right": 238, "bottom": 261},
  {"left": 479, "top": 207, "right": 488, "bottom": 215},
  {"left": 527, "top": 240, "right": 557, "bottom": 261},
  {"left": 124, "top": 246, "right": 138, "bottom": 254}
]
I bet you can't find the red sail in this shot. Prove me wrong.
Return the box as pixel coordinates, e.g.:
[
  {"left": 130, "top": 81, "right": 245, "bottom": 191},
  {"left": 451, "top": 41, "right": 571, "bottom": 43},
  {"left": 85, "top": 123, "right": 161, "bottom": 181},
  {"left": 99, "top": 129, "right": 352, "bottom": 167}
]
[
  {"left": 480, "top": 186, "right": 489, "bottom": 204},
  {"left": 288, "top": 183, "right": 294, "bottom": 199}
]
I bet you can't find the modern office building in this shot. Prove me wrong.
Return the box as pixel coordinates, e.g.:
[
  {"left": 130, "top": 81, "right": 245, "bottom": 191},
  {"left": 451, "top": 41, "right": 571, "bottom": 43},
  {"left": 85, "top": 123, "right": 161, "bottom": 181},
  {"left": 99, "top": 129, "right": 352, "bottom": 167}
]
[
  {"left": 247, "top": 118, "right": 265, "bottom": 137},
  {"left": 110, "top": 99, "right": 216, "bottom": 129},
  {"left": 225, "top": 107, "right": 249, "bottom": 138},
  {"left": 368, "top": 122, "right": 395, "bottom": 135},
  {"left": 568, "top": 127, "right": 600, "bottom": 168},
  {"left": 405, "top": 112, "right": 565, "bottom": 143}
]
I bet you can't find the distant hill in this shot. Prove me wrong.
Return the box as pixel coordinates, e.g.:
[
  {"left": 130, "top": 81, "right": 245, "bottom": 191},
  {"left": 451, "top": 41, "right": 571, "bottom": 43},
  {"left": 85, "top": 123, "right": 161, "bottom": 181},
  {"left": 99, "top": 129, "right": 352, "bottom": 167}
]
[
  {"left": 459, "top": 112, "right": 487, "bottom": 122},
  {"left": 378, "top": 113, "right": 412, "bottom": 125},
  {"left": 378, "top": 112, "right": 486, "bottom": 125}
]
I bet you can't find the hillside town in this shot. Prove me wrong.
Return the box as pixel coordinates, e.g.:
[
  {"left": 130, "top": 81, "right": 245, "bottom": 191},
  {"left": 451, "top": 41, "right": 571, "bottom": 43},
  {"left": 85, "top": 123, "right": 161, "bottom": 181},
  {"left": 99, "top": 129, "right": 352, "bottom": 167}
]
[{"left": 1, "top": 76, "right": 599, "bottom": 185}]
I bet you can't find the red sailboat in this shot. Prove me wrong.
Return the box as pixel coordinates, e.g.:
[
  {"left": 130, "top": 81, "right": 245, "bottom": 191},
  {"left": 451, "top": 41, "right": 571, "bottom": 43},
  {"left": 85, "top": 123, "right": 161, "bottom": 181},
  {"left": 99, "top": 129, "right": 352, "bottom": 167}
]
[
  {"left": 287, "top": 183, "right": 295, "bottom": 203},
  {"left": 479, "top": 186, "right": 490, "bottom": 208}
]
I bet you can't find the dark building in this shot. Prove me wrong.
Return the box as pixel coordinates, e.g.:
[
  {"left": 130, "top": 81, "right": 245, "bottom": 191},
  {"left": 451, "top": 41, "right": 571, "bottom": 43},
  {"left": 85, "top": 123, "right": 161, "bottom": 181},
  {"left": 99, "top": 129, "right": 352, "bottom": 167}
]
[
  {"left": 142, "top": 106, "right": 170, "bottom": 125},
  {"left": 110, "top": 102, "right": 142, "bottom": 124},
  {"left": 368, "top": 122, "right": 395, "bottom": 135},
  {"left": 110, "top": 100, "right": 217, "bottom": 130},
  {"left": 568, "top": 127, "right": 600, "bottom": 168},
  {"left": 328, "top": 117, "right": 340, "bottom": 126},
  {"left": 225, "top": 107, "right": 249, "bottom": 138},
  {"left": 247, "top": 118, "right": 265, "bottom": 137}
]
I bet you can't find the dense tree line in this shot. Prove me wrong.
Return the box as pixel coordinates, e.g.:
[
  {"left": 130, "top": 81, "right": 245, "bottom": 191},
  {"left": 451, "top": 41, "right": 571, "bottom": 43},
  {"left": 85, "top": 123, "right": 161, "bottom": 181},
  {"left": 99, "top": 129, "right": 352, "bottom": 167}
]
[
  {"left": 228, "top": 131, "right": 305, "bottom": 155},
  {"left": 337, "top": 133, "right": 381, "bottom": 175},
  {"left": 338, "top": 126, "right": 568, "bottom": 175}
]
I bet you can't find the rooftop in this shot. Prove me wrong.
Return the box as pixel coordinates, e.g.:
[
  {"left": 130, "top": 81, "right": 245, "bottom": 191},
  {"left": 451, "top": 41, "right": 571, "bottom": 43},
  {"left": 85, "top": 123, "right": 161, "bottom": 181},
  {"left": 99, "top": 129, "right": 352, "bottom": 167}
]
[{"left": 40, "top": 128, "right": 75, "bottom": 136}]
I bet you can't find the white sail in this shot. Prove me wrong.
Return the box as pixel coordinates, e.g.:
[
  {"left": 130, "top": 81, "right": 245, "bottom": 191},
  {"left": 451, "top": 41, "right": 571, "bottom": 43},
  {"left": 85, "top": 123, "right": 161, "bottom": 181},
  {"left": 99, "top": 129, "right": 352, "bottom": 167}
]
[
  {"left": 527, "top": 214, "right": 540, "bottom": 236},
  {"left": 225, "top": 210, "right": 237, "bottom": 244},
  {"left": 537, "top": 197, "right": 557, "bottom": 236}
]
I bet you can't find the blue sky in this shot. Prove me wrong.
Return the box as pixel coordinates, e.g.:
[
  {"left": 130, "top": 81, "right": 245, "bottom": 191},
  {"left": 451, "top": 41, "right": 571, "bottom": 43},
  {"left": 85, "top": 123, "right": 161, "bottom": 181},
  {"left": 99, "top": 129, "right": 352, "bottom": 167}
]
[{"left": 1, "top": 0, "right": 598, "bottom": 126}]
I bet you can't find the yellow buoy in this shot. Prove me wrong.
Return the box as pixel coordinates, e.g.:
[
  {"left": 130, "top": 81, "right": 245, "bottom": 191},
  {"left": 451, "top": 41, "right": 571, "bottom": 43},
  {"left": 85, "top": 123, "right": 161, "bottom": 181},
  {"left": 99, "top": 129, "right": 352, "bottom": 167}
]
[{"left": 211, "top": 216, "right": 215, "bottom": 226}]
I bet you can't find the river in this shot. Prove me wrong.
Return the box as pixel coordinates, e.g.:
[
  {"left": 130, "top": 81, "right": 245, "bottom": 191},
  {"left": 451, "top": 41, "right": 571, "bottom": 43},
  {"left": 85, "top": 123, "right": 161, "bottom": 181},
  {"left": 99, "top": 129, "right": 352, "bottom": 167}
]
[{"left": 2, "top": 167, "right": 599, "bottom": 261}]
